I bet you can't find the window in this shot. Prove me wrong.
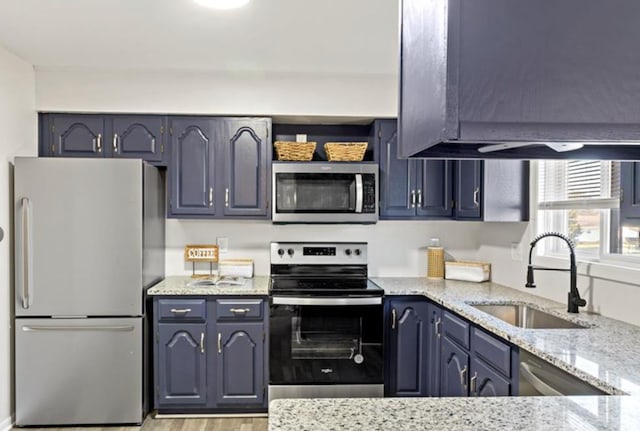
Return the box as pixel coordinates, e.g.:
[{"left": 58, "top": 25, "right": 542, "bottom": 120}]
[{"left": 536, "top": 160, "right": 621, "bottom": 260}]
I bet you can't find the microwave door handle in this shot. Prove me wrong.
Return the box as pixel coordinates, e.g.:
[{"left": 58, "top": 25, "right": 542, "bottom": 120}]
[{"left": 355, "top": 174, "right": 363, "bottom": 213}]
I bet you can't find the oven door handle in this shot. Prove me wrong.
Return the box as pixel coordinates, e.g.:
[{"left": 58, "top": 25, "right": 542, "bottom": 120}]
[
  {"left": 355, "top": 174, "right": 363, "bottom": 213},
  {"left": 272, "top": 296, "right": 382, "bottom": 306}
]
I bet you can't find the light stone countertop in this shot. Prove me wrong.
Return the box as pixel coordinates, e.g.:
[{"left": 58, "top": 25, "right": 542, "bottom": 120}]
[
  {"left": 269, "top": 277, "right": 640, "bottom": 431},
  {"left": 147, "top": 275, "right": 269, "bottom": 296},
  {"left": 269, "top": 396, "right": 640, "bottom": 431},
  {"left": 370, "top": 277, "right": 640, "bottom": 396}
]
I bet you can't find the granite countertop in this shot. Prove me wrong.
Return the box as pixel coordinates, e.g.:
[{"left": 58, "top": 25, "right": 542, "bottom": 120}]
[
  {"left": 147, "top": 275, "right": 269, "bottom": 296},
  {"left": 371, "top": 277, "right": 640, "bottom": 396},
  {"left": 269, "top": 396, "right": 640, "bottom": 431},
  {"left": 269, "top": 277, "right": 640, "bottom": 430}
]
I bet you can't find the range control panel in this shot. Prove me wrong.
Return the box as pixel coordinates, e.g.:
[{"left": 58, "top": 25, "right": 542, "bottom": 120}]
[{"left": 270, "top": 242, "right": 367, "bottom": 265}]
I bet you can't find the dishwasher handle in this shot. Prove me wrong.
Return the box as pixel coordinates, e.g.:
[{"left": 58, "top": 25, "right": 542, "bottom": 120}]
[{"left": 520, "top": 362, "right": 563, "bottom": 396}]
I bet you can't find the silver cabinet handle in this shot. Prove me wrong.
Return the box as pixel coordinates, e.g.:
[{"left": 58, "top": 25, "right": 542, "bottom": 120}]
[
  {"left": 96, "top": 133, "right": 102, "bottom": 153},
  {"left": 200, "top": 332, "right": 205, "bottom": 354},
  {"left": 391, "top": 308, "right": 397, "bottom": 330},
  {"left": 410, "top": 190, "right": 416, "bottom": 208},
  {"left": 170, "top": 308, "right": 192, "bottom": 314},
  {"left": 19, "top": 197, "right": 32, "bottom": 309},
  {"left": 225, "top": 188, "right": 230, "bottom": 207},
  {"left": 209, "top": 187, "right": 213, "bottom": 207},
  {"left": 470, "top": 371, "right": 478, "bottom": 395},
  {"left": 459, "top": 365, "right": 468, "bottom": 388},
  {"left": 473, "top": 187, "right": 480, "bottom": 207},
  {"left": 230, "top": 308, "right": 250, "bottom": 314},
  {"left": 113, "top": 133, "right": 119, "bottom": 153},
  {"left": 417, "top": 189, "right": 422, "bottom": 207},
  {"left": 217, "top": 333, "right": 222, "bottom": 354},
  {"left": 434, "top": 317, "right": 442, "bottom": 338}
]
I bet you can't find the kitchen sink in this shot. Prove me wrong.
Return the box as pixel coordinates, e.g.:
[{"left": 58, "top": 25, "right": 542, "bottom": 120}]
[{"left": 471, "top": 303, "right": 589, "bottom": 329}]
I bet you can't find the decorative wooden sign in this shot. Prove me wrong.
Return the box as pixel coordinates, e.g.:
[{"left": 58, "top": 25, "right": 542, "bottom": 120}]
[{"left": 184, "top": 244, "right": 219, "bottom": 262}]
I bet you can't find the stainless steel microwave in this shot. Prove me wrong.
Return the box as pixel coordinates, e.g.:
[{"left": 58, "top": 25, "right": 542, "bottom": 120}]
[{"left": 272, "top": 162, "right": 378, "bottom": 223}]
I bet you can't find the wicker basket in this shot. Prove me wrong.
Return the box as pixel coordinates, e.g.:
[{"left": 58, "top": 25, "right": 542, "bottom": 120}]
[
  {"left": 274, "top": 141, "right": 316, "bottom": 161},
  {"left": 324, "top": 142, "right": 368, "bottom": 161}
]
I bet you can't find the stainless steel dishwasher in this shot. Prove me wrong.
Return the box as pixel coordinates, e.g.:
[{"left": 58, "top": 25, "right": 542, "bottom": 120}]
[{"left": 519, "top": 351, "right": 607, "bottom": 396}]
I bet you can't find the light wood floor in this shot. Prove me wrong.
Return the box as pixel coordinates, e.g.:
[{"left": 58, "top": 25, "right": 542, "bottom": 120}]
[{"left": 12, "top": 416, "right": 268, "bottom": 431}]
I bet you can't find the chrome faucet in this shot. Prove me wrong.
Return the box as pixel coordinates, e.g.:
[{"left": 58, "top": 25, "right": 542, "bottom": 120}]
[{"left": 526, "top": 232, "right": 586, "bottom": 313}]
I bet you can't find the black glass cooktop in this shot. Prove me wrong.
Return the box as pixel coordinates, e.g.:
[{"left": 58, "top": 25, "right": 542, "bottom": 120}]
[{"left": 270, "top": 277, "right": 383, "bottom": 296}]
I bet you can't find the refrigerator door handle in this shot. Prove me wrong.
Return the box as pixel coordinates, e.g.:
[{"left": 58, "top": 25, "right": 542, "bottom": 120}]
[
  {"left": 18, "top": 197, "right": 33, "bottom": 309},
  {"left": 22, "top": 325, "right": 135, "bottom": 332}
]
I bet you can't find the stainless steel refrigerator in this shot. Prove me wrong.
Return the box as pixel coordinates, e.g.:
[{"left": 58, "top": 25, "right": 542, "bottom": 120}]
[{"left": 13, "top": 157, "right": 165, "bottom": 426}]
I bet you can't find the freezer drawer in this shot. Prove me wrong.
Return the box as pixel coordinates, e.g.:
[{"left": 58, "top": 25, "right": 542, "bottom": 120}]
[{"left": 15, "top": 317, "right": 143, "bottom": 426}]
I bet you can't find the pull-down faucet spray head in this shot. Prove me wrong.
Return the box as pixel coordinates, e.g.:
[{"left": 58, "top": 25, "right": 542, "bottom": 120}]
[{"left": 525, "top": 265, "right": 536, "bottom": 288}]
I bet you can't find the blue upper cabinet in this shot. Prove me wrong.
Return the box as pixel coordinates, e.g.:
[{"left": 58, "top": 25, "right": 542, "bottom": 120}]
[
  {"left": 111, "top": 116, "right": 166, "bottom": 164},
  {"left": 399, "top": 0, "right": 640, "bottom": 160},
  {"left": 221, "top": 118, "right": 271, "bottom": 218},
  {"left": 168, "top": 117, "right": 272, "bottom": 219},
  {"left": 621, "top": 162, "right": 640, "bottom": 222},
  {"left": 169, "top": 118, "right": 218, "bottom": 217},
  {"left": 376, "top": 119, "right": 453, "bottom": 220},
  {"left": 454, "top": 160, "right": 530, "bottom": 222},
  {"left": 41, "top": 114, "right": 167, "bottom": 165},
  {"left": 48, "top": 115, "right": 106, "bottom": 158}
]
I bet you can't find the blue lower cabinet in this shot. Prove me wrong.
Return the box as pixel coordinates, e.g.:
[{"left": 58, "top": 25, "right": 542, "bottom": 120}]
[
  {"left": 157, "top": 323, "right": 207, "bottom": 407},
  {"left": 386, "top": 299, "right": 430, "bottom": 396},
  {"left": 470, "top": 357, "right": 511, "bottom": 397},
  {"left": 154, "top": 297, "right": 267, "bottom": 412},
  {"left": 440, "top": 336, "right": 470, "bottom": 397},
  {"left": 215, "top": 322, "right": 265, "bottom": 406}
]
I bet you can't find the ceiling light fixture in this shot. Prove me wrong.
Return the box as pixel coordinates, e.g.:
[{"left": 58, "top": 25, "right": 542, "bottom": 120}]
[{"left": 193, "top": 0, "right": 250, "bottom": 10}]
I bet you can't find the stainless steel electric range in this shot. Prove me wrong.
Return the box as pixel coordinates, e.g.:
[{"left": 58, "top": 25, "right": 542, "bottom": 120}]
[{"left": 268, "top": 242, "right": 384, "bottom": 400}]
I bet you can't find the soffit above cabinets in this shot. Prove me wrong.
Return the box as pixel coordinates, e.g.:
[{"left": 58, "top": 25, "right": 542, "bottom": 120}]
[{"left": 0, "top": 0, "right": 398, "bottom": 76}]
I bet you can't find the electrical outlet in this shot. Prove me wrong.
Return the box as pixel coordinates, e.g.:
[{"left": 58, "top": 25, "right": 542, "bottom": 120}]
[
  {"left": 511, "top": 242, "right": 522, "bottom": 261},
  {"left": 217, "top": 237, "right": 229, "bottom": 253}
]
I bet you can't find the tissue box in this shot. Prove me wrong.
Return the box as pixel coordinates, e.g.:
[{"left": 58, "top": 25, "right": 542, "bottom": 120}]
[
  {"left": 445, "top": 261, "right": 491, "bottom": 282},
  {"left": 218, "top": 259, "right": 254, "bottom": 278}
]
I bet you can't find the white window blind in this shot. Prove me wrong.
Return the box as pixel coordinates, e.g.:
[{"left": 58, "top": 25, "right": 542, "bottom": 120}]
[{"left": 538, "top": 160, "right": 619, "bottom": 211}]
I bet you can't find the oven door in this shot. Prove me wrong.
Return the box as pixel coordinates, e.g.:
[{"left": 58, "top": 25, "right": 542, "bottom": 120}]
[{"left": 269, "top": 296, "right": 383, "bottom": 386}]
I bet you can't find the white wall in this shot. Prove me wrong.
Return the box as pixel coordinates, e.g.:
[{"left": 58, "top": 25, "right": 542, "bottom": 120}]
[
  {"left": 166, "top": 219, "right": 482, "bottom": 277},
  {"left": 35, "top": 69, "right": 397, "bottom": 118},
  {"left": 0, "top": 45, "right": 36, "bottom": 430}
]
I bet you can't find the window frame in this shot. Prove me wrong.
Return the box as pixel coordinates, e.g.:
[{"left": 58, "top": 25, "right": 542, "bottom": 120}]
[{"left": 531, "top": 160, "right": 640, "bottom": 284}]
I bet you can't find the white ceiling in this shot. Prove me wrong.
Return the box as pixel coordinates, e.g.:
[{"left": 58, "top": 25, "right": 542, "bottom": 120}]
[{"left": 0, "top": 0, "right": 399, "bottom": 75}]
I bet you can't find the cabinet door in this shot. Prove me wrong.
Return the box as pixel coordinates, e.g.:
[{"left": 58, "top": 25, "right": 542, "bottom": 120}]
[
  {"left": 157, "top": 323, "right": 207, "bottom": 407},
  {"left": 455, "top": 160, "right": 483, "bottom": 219},
  {"left": 215, "top": 322, "right": 265, "bottom": 406},
  {"left": 440, "top": 336, "right": 469, "bottom": 397},
  {"left": 471, "top": 357, "right": 511, "bottom": 397},
  {"left": 621, "top": 162, "right": 640, "bottom": 220},
  {"left": 111, "top": 116, "right": 166, "bottom": 163},
  {"left": 427, "top": 303, "right": 443, "bottom": 396},
  {"left": 416, "top": 160, "right": 454, "bottom": 218},
  {"left": 221, "top": 118, "right": 271, "bottom": 217},
  {"left": 51, "top": 115, "right": 106, "bottom": 157},
  {"left": 169, "top": 118, "right": 217, "bottom": 216},
  {"left": 387, "top": 300, "right": 430, "bottom": 396},
  {"left": 377, "top": 120, "right": 417, "bottom": 219}
]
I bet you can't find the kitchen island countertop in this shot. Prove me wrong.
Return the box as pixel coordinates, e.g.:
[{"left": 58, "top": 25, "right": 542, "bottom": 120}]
[
  {"left": 269, "top": 396, "right": 640, "bottom": 431},
  {"left": 147, "top": 275, "right": 269, "bottom": 296}
]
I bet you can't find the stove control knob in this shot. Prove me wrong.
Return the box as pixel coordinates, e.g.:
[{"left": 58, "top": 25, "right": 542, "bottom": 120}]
[
  {"left": 277, "top": 248, "right": 285, "bottom": 256},
  {"left": 354, "top": 249, "right": 361, "bottom": 256},
  {"left": 287, "top": 248, "right": 295, "bottom": 256},
  {"left": 345, "top": 249, "right": 352, "bottom": 256}
]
